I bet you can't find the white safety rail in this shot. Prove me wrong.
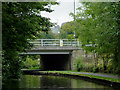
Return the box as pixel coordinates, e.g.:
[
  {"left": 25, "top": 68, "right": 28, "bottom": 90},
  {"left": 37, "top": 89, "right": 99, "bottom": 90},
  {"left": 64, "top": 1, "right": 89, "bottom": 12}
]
[{"left": 28, "top": 39, "right": 80, "bottom": 48}]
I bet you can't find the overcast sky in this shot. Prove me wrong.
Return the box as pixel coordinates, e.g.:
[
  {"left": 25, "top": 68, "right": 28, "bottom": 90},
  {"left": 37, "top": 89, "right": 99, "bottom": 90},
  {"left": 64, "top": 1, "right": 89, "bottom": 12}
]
[{"left": 41, "top": 0, "right": 82, "bottom": 26}]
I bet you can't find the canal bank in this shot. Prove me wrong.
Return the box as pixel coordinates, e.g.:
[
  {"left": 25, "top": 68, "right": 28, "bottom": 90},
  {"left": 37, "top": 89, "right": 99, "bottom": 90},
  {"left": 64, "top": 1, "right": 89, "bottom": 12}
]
[{"left": 22, "top": 69, "right": 120, "bottom": 88}]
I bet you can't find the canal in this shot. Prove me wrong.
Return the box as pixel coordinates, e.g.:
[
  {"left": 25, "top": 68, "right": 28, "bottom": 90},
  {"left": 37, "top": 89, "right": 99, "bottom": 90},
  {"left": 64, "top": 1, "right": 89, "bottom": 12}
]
[{"left": 3, "top": 75, "right": 113, "bottom": 89}]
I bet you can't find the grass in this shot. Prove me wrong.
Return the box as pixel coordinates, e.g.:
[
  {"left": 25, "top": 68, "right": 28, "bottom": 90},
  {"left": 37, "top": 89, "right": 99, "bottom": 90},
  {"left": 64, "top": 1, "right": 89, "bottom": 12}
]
[
  {"left": 39, "top": 71, "right": 120, "bottom": 83},
  {"left": 22, "top": 66, "right": 40, "bottom": 70}
]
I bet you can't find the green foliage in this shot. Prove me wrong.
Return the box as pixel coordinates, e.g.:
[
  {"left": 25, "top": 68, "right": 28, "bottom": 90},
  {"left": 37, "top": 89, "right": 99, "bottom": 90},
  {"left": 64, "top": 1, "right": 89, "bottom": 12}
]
[
  {"left": 59, "top": 21, "right": 75, "bottom": 39},
  {"left": 83, "top": 64, "right": 94, "bottom": 72},
  {"left": 2, "top": 2, "right": 58, "bottom": 80},
  {"left": 38, "top": 31, "right": 57, "bottom": 39},
  {"left": 74, "top": 57, "right": 84, "bottom": 71},
  {"left": 2, "top": 51, "right": 22, "bottom": 79},
  {"left": 93, "top": 67, "right": 99, "bottom": 73},
  {"left": 74, "top": 2, "right": 120, "bottom": 74},
  {"left": 29, "top": 67, "right": 40, "bottom": 69},
  {"left": 23, "top": 56, "right": 40, "bottom": 69}
]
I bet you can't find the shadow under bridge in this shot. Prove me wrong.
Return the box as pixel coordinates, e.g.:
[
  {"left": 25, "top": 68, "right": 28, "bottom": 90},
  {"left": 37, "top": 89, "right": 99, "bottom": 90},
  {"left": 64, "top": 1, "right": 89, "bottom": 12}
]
[{"left": 20, "top": 39, "right": 81, "bottom": 70}]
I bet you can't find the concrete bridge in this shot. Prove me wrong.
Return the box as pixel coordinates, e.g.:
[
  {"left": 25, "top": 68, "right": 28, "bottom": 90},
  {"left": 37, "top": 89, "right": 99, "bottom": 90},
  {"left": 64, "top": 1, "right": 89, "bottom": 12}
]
[{"left": 20, "top": 39, "right": 82, "bottom": 70}]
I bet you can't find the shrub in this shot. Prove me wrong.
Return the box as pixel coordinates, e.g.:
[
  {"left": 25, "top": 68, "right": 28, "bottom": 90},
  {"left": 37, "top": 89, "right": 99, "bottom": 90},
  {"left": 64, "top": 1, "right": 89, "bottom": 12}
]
[
  {"left": 93, "top": 67, "right": 99, "bottom": 73},
  {"left": 84, "top": 64, "right": 94, "bottom": 72},
  {"left": 23, "top": 56, "right": 40, "bottom": 69},
  {"left": 74, "top": 57, "right": 84, "bottom": 71}
]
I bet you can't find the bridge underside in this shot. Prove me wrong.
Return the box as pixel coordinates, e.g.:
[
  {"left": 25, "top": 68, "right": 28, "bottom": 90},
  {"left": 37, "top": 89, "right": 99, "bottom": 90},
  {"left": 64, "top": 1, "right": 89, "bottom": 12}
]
[
  {"left": 20, "top": 50, "right": 72, "bottom": 70},
  {"left": 40, "top": 54, "right": 71, "bottom": 70}
]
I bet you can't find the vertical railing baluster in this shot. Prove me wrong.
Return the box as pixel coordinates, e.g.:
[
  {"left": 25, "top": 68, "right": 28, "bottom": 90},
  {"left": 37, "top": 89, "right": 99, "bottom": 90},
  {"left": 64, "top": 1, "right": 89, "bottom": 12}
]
[
  {"left": 41, "top": 39, "right": 43, "bottom": 46},
  {"left": 59, "top": 39, "right": 60, "bottom": 46},
  {"left": 77, "top": 39, "right": 79, "bottom": 47}
]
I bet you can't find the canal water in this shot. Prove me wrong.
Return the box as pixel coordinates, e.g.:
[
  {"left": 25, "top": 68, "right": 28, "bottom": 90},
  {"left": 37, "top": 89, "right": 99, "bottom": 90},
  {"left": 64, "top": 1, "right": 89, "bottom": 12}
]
[{"left": 3, "top": 75, "right": 113, "bottom": 89}]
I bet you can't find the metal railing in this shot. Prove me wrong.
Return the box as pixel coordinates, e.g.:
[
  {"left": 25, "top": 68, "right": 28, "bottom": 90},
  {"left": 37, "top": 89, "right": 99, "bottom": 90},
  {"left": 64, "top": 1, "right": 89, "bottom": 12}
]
[{"left": 28, "top": 39, "right": 80, "bottom": 47}]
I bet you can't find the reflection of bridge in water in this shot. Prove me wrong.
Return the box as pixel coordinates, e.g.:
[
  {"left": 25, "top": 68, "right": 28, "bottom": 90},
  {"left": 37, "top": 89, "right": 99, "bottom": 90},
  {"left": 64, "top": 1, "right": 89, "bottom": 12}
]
[{"left": 20, "top": 39, "right": 82, "bottom": 70}]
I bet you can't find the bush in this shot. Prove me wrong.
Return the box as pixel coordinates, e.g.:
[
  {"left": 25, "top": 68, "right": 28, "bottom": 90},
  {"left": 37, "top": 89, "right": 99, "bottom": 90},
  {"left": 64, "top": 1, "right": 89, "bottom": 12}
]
[
  {"left": 74, "top": 57, "right": 84, "bottom": 71},
  {"left": 23, "top": 56, "right": 40, "bottom": 69},
  {"left": 84, "top": 64, "right": 94, "bottom": 72},
  {"left": 93, "top": 67, "right": 99, "bottom": 73}
]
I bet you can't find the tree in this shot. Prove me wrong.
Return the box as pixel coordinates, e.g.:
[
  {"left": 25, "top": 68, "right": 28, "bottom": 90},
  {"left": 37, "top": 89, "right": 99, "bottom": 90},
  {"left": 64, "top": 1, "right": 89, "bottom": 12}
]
[
  {"left": 2, "top": 2, "right": 58, "bottom": 79},
  {"left": 38, "top": 30, "right": 57, "bottom": 39},
  {"left": 59, "top": 21, "right": 75, "bottom": 39},
  {"left": 75, "top": 2, "right": 120, "bottom": 73}
]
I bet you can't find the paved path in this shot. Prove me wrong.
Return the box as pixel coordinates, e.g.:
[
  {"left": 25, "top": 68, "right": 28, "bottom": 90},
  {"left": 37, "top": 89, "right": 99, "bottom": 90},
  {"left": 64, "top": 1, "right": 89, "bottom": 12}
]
[{"left": 70, "top": 72, "right": 120, "bottom": 79}]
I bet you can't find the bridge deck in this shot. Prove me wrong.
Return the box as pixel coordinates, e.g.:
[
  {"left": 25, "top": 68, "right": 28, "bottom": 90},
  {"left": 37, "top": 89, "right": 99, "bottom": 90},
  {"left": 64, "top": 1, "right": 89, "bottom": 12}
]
[{"left": 30, "top": 46, "right": 82, "bottom": 50}]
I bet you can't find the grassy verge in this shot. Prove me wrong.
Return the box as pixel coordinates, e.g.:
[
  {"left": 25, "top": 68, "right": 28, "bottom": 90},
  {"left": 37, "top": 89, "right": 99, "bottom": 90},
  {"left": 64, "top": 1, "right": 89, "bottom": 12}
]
[
  {"left": 39, "top": 71, "right": 120, "bottom": 83},
  {"left": 22, "top": 67, "right": 40, "bottom": 70}
]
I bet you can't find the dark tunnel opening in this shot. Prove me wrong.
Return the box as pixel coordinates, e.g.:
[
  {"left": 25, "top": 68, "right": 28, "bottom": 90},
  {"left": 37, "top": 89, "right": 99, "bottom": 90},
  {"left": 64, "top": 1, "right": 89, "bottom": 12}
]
[{"left": 40, "top": 54, "right": 71, "bottom": 70}]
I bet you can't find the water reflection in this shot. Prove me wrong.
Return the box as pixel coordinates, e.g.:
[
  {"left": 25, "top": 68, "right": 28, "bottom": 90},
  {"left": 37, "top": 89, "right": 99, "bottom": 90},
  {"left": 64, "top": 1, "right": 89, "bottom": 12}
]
[
  {"left": 40, "top": 75, "right": 71, "bottom": 88},
  {"left": 3, "top": 75, "right": 112, "bottom": 88}
]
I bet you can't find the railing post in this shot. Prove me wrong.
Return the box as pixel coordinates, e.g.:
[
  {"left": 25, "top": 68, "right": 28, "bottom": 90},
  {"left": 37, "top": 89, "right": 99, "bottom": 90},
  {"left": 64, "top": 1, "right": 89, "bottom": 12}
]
[
  {"left": 41, "top": 39, "right": 43, "bottom": 46},
  {"left": 59, "top": 39, "right": 60, "bottom": 46},
  {"left": 77, "top": 39, "right": 79, "bottom": 46},
  {"left": 60, "top": 39, "right": 63, "bottom": 47}
]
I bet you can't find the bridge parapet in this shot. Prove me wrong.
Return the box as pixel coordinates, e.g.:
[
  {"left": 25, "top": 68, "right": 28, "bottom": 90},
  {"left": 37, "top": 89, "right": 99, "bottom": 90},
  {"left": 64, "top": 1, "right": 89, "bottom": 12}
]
[
  {"left": 28, "top": 39, "right": 81, "bottom": 49},
  {"left": 20, "top": 39, "right": 82, "bottom": 55}
]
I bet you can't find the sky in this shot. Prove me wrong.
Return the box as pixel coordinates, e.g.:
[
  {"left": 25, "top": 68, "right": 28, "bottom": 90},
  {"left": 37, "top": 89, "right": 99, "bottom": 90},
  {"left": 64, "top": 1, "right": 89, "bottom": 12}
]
[{"left": 41, "top": 0, "right": 82, "bottom": 26}]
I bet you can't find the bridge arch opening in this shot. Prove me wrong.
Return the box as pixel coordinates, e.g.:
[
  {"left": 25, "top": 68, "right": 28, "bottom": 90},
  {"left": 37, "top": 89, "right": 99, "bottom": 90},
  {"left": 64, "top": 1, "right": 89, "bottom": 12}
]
[{"left": 40, "top": 54, "right": 71, "bottom": 70}]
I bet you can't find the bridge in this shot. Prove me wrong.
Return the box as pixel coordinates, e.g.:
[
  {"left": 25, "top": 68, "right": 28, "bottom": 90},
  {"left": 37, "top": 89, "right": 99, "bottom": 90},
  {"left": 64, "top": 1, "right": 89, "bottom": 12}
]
[{"left": 20, "top": 39, "right": 82, "bottom": 70}]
